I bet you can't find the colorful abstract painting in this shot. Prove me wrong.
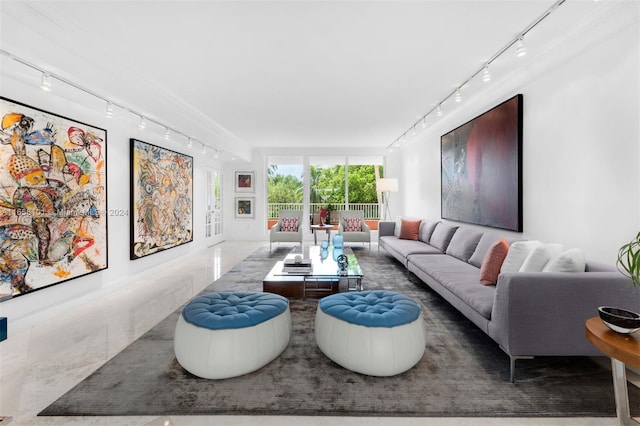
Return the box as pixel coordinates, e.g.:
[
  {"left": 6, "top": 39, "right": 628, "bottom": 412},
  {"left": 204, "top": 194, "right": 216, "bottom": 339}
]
[
  {"left": 441, "top": 94, "right": 523, "bottom": 232},
  {"left": 0, "top": 97, "right": 108, "bottom": 299},
  {"left": 130, "top": 139, "right": 193, "bottom": 259}
]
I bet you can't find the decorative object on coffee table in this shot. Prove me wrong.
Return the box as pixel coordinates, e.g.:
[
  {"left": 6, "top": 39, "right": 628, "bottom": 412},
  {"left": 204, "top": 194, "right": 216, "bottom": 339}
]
[
  {"left": 337, "top": 254, "right": 349, "bottom": 274},
  {"left": 174, "top": 292, "right": 291, "bottom": 379},
  {"left": 315, "top": 290, "right": 426, "bottom": 376}
]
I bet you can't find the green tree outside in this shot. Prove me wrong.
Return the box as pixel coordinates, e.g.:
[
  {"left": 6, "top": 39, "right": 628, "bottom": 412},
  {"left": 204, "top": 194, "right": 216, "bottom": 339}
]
[{"left": 267, "top": 164, "right": 380, "bottom": 205}]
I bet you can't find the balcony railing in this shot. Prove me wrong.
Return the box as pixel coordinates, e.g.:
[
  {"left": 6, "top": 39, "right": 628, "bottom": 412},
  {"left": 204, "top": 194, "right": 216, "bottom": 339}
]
[{"left": 267, "top": 203, "right": 380, "bottom": 220}]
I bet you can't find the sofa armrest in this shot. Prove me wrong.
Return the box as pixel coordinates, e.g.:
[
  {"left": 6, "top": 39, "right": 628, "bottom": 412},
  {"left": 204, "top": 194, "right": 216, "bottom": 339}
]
[
  {"left": 270, "top": 223, "right": 281, "bottom": 233},
  {"left": 362, "top": 222, "right": 371, "bottom": 233},
  {"left": 489, "top": 271, "right": 640, "bottom": 356},
  {"left": 378, "top": 221, "right": 395, "bottom": 237}
]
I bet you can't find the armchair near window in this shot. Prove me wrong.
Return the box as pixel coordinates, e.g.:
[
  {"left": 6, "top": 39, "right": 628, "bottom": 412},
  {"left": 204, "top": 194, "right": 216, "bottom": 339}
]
[
  {"left": 338, "top": 210, "right": 371, "bottom": 250},
  {"left": 270, "top": 210, "right": 303, "bottom": 253}
]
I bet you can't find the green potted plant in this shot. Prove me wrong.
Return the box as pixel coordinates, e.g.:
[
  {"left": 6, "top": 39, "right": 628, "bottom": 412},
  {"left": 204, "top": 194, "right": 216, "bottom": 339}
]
[
  {"left": 617, "top": 231, "right": 640, "bottom": 287},
  {"left": 598, "top": 232, "right": 640, "bottom": 334}
]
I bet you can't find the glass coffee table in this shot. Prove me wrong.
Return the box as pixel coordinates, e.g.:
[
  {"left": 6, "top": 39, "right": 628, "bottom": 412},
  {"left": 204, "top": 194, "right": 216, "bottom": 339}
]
[{"left": 262, "top": 245, "right": 363, "bottom": 298}]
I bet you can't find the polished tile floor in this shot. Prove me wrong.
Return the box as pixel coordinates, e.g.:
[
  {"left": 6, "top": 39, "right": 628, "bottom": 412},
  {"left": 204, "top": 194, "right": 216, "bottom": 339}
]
[{"left": 0, "top": 240, "right": 635, "bottom": 425}]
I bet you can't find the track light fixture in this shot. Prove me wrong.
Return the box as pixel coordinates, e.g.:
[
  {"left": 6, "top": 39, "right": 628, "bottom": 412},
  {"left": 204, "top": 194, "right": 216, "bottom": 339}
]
[
  {"left": 387, "top": 0, "right": 565, "bottom": 151},
  {"left": 482, "top": 65, "right": 491, "bottom": 82},
  {"left": 105, "top": 101, "right": 113, "bottom": 118},
  {"left": 1, "top": 48, "right": 224, "bottom": 162},
  {"left": 40, "top": 72, "right": 52, "bottom": 92},
  {"left": 421, "top": 118, "right": 426, "bottom": 128},
  {"left": 214, "top": 150, "right": 219, "bottom": 159},
  {"left": 516, "top": 37, "right": 527, "bottom": 57},
  {"left": 202, "top": 144, "right": 206, "bottom": 154},
  {"left": 188, "top": 138, "right": 193, "bottom": 148},
  {"left": 164, "top": 128, "right": 170, "bottom": 140}
]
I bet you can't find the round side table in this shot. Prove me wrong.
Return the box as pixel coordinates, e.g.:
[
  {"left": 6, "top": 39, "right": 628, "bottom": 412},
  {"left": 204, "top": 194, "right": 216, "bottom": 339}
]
[{"left": 585, "top": 316, "right": 640, "bottom": 425}]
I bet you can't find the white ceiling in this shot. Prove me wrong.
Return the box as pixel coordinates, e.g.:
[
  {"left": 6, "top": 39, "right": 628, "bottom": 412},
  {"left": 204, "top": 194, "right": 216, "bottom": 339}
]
[{"left": 1, "top": 0, "right": 600, "bottom": 160}]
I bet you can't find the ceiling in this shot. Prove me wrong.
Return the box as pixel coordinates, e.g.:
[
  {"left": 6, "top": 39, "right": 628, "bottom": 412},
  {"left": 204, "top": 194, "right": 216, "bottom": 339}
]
[{"left": 1, "top": 0, "right": 595, "bottom": 160}]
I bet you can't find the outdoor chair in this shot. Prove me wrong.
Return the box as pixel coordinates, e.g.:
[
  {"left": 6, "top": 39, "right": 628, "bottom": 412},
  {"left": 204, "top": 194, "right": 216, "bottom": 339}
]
[
  {"left": 270, "top": 210, "right": 303, "bottom": 253},
  {"left": 338, "top": 210, "right": 371, "bottom": 250}
]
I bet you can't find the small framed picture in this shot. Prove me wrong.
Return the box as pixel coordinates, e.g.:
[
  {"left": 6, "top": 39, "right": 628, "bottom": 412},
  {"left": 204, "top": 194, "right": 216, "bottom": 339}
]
[
  {"left": 235, "top": 171, "right": 255, "bottom": 193},
  {"left": 235, "top": 197, "right": 255, "bottom": 218}
]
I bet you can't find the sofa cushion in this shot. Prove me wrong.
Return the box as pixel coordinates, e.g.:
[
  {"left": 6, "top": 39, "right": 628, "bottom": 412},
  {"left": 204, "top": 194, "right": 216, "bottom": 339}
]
[
  {"left": 429, "top": 222, "right": 459, "bottom": 252},
  {"left": 380, "top": 236, "right": 443, "bottom": 258},
  {"left": 445, "top": 227, "right": 483, "bottom": 263},
  {"left": 399, "top": 219, "right": 421, "bottom": 240},
  {"left": 479, "top": 238, "right": 510, "bottom": 285},
  {"left": 418, "top": 219, "right": 439, "bottom": 243},
  {"left": 408, "top": 254, "right": 494, "bottom": 319},
  {"left": 543, "top": 248, "right": 586, "bottom": 273},
  {"left": 520, "top": 243, "right": 565, "bottom": 272},
  {"left": 500, "top": 241, "right": 542, "bottom": 273}
]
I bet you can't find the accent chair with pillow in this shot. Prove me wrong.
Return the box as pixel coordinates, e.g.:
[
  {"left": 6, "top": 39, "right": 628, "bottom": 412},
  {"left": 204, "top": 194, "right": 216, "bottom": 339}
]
[
  {"left": 338, "top": 210, "right": 371, "bottom": 250},
  {"left": 270, "top": 210, "right": 303, "bottom": 253}
]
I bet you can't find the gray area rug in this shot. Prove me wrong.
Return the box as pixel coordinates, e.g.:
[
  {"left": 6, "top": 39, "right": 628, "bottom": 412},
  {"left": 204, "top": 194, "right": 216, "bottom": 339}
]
[{"left": 40, "top": 246, "right": 640, "bottom": 417}]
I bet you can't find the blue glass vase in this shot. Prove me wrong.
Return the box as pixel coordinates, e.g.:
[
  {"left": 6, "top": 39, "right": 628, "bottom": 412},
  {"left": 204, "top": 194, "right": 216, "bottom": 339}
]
[{"left": 333, "top": 233, "right": 343, "bottom": 249}]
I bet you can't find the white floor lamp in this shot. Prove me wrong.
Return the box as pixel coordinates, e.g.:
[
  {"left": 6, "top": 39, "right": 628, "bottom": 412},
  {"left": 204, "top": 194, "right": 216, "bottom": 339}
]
[{"left": 376, "top": 178, "right": 398, "bottom": 221}]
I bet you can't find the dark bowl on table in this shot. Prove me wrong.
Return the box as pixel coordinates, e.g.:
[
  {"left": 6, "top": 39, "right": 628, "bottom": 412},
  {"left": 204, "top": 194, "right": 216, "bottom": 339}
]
[{"left": 598, "top": 306, "right": 640, "bottom": 334}]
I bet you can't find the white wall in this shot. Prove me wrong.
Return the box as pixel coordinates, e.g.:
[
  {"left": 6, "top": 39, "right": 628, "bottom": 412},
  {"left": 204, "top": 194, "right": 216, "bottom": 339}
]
[
  {"left": 223, "top": 154, "right": 268, "bottom": 241},
  {"left": 386, "top": 1, "right": 639, "bottom": 265},
  {"left": 0, "top": 71, "right": 227, "bottom": 325}
]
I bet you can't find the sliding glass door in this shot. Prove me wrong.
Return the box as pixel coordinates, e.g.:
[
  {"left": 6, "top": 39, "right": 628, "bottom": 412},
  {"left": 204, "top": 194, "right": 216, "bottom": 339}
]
[{"left": 266, "top": 155, "right": 383, "bottom": 232}]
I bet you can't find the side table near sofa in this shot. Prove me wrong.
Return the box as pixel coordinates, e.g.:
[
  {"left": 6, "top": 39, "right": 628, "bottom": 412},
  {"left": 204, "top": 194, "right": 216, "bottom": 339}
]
[{"left": 586, "top": 317, "right": 640, "bottom": 426}]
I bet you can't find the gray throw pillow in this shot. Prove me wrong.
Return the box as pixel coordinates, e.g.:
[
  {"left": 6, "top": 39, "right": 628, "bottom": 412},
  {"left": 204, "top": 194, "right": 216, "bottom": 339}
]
[
  {"left": 446, "top": 228, "right": 483, "bottom": 262},
  {"left": 429, "top": 222, "right": 459, "bottom": 252},
  {"left": 469, "top": 233, "right": 500, "bottom": 268},
  {"left": 418, "top": 220, "right": 439, "bottom": 243}
]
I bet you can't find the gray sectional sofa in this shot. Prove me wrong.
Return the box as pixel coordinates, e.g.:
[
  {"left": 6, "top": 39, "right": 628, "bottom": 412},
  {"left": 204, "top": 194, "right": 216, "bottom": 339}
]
[{"left": 378, "top": 219, "right": 640, "bottom": 381}]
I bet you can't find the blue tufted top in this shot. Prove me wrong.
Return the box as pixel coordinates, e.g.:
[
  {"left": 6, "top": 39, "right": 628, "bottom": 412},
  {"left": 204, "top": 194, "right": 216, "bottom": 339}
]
[
  {"left": 319, "top": 290, "right": 421, "bottom": 328},
  {"left": 182, "top": 292, "right": 289, "bottom": 330}
]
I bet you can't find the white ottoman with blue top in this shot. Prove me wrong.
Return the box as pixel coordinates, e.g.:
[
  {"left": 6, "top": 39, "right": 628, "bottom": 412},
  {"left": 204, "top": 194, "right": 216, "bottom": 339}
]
[
  {"left": 174, "top": 292, "right": 291, "bottom": 379},
  {"left": 315, "top": 290, "right": 426, "bottom": 376}
]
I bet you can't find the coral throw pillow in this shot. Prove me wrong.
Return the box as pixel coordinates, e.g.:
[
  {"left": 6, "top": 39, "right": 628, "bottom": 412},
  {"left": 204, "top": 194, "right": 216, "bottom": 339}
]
[
  {"left": 280, "top": 217, "right": 299, "bottom": 232},
  {"left": 480, "top": 238, "right": 510, "bottom": 285},
  {"left": 399, "top": 219, "right": 421, "bottom": 240},
  {"left": 343, "top": 217, "right": 361, "bottom": 232}
]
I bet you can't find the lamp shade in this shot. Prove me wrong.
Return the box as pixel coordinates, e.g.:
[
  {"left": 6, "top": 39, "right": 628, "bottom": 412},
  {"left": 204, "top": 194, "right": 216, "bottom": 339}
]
[{"left": 376, "top": 178, "right": 398, "bottom": 193}]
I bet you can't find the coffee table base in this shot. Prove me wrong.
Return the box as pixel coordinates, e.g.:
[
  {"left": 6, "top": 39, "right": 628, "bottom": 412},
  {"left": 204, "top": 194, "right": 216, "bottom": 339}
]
[{"left": 263, "top": 277, "right": 362, "bottom": 299}]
